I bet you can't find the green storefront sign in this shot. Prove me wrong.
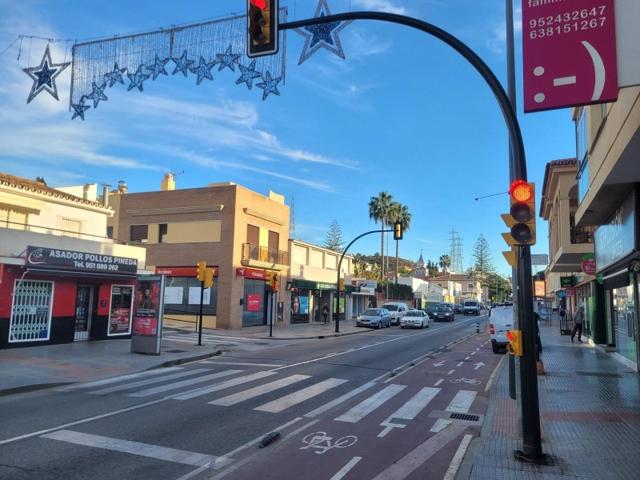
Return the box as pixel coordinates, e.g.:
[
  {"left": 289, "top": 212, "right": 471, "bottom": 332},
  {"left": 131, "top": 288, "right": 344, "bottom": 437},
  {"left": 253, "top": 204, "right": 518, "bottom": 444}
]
[
  {"left": 560, "top": 276, "right": 576, "bottom": 287},
  {"left": 291, "top": 279, "right": 336, "bottom": 291}
]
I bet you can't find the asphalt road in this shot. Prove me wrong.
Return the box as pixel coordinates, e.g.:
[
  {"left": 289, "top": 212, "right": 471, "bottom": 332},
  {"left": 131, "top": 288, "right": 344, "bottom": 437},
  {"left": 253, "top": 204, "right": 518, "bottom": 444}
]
[{"left": 0, "top": 314, "right": 496, "bottom": 480}]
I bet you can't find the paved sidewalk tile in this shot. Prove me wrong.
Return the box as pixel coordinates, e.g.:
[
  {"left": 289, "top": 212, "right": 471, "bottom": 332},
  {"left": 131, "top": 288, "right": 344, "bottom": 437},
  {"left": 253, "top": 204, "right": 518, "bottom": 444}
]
[{"left": 463, "top": 323, "right": 640, "bottom": 480}]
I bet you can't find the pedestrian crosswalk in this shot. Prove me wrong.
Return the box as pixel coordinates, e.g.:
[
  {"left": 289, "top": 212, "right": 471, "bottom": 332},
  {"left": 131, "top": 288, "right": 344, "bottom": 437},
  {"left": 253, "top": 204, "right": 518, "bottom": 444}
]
[{"left": 63, "top": 365, "right": 481, "bottom": 433}]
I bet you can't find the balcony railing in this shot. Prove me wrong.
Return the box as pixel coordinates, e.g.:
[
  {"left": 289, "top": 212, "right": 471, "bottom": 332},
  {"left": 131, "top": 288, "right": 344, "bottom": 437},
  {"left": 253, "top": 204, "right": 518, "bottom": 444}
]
[
  {"left": 242, "top": 243, "right": 289, "bottom": 266},
  {"left": 570, "top": 226, "right": 594, "bottom": 244}
]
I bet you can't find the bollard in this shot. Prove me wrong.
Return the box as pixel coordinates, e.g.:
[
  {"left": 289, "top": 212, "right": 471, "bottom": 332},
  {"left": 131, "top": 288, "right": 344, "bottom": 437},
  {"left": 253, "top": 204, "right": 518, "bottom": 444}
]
[{"left": 476, "top": 322, "right": 480, "bottom": 334}]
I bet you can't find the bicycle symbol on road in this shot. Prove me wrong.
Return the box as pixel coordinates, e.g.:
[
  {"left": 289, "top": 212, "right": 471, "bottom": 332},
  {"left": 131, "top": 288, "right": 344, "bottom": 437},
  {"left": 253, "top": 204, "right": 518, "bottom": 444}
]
[
  {"left": 300, "top": 431, "right": 358, "bottom": 455},
  {"left": 449, "top": 378, "right": 481, "bottom": 385}
]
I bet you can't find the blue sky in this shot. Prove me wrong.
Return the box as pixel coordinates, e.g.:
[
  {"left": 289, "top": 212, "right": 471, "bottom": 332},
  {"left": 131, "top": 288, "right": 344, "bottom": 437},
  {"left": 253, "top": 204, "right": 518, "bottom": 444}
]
[{"left": 0, "top": 0, "right": 575, "bottom": 276}]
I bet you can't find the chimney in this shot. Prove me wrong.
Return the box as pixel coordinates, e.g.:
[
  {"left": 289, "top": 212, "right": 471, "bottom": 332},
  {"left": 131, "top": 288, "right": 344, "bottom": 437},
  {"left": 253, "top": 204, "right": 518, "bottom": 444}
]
[
  {"left": 102, "top": 184, "right": 110, "bottom": 207},
  {"left": 83, "top": 184, "right": 90, "bottom": 200},
  {"left": 161, "top": 173, "right": 175, "bottom": 191}
]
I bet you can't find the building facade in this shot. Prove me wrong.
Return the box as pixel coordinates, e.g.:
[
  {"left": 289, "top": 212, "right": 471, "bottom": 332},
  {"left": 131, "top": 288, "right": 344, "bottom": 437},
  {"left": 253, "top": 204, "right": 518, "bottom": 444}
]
[
  {"left": 111, "top": 180, "right": 289, "bottom": 330},
  {"left": 573, "top": 85, "right": 640, "bottom": 370},
  {"left": 0, "top": 173, "right": 147, "bottom": 349}
]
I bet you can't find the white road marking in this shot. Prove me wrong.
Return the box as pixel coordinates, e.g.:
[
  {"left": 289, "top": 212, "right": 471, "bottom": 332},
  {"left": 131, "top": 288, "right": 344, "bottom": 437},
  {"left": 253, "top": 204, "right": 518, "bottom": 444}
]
[
  {"left": 128, "top": 370, "right": 242, "bottom": 397},
  {"left": 209, "top": 374, "right": 310, "bottom": 406},
  {"left": 378, "top": 387, "right": 440, "bottom": 437},
  {"left": 335, "top": 384, "right": 406, "bottom": 423},
  {"left": 173, "top": 371, "right": 277, "bottom": 401},
  {"left": 90, "top": 368, "right": 211, "bottom": 395},
  {"left": 434, "top": 379, "right": 444, "bottom": 387},
  {"left": 433, "top": 361, "right": 446, "bottom": 367},
  {"left": 470, "top": 351, "right": 476, "bottom": 356},
  {"left": 443, "top": 434, "right": 474, "bottom": 480},
  {"left": 201, "top": 361, "right": 283, "bottom": 368},
  {"left": 304, "top": 382, "right": 376, "bottom": 418},
  {"left": 56, "top": 367, "right": 183, "bottom": 391},
  {"left": 255, "top": 378, "right": 348, "bottom": 413},
  {"left": 447, "top": 390, "right": 477, "bottom": 413},
  {"left": 485, "top": 355, "right": 506, "bottom": 392},
  {"left": 474, "top": 362, "right": 486, "bottom": 370},
  {"left": 329, "top": 456, "right": 362, "bottom": 480},
  {"left": 430, "top": 419, "right": 451, "bottom": 433},
  {"left": 464, "top": 356, "right": 470, "bottom": 360},
  {"left": 41, "top": 429, "right": 229, "bottom": 468},
  {"left": 447, "top": 369, "right": 455, "bottom": 375},
  {"left": 456, "top": 362, "right": 464, "bottom": 367}
]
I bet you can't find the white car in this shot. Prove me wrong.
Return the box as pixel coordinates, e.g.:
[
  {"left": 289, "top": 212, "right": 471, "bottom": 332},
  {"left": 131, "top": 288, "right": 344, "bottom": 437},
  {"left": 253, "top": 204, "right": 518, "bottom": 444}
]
[
  {"left": 490, "top": 305, "right": 515, "bottom": 353},
  {"left": 381, "top": 302, "right": 408, "bottom": 326},
  {"left": 400, "top": 309, "right": 429, "bottom": 329}
]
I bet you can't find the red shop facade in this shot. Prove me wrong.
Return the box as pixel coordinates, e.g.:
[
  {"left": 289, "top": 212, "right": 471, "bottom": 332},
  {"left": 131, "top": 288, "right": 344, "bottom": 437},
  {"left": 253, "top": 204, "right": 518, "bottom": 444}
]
[{"left": 0, "top": 245, "right": 139, "bottom": 349}]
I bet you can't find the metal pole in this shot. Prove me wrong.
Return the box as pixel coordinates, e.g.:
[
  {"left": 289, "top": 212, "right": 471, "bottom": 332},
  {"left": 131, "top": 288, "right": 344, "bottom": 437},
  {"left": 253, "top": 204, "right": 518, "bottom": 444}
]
[
  {"left": 197, "top": 280, "right": 204, "bottom": 346},
  {"left": 269, "top": 291, "right": 274, "bottom": 338}
]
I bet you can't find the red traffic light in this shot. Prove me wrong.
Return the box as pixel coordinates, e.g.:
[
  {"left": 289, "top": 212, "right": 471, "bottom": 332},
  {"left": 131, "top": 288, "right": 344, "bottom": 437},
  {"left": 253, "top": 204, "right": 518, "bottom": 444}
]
[{"left": 510, "top": 179, "right": 533, "bottom": 203}]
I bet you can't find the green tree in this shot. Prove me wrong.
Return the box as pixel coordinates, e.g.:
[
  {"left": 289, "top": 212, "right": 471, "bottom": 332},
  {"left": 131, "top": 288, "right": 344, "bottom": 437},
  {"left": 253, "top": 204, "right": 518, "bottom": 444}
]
[
  {"left": 472, "top": 234, "right": 494, "bottom": 287},
  {"left": 389, "top": 202, "right": 412, "bottom": 283},
  {"left": 439, "top": 254, "right": 451, "bottom": 273},
  {"left": 324, "top": 219, "right": 344, "bottom": 252},
  {"left": 368, "top": 192, "right": 394, "bottom": 281}
]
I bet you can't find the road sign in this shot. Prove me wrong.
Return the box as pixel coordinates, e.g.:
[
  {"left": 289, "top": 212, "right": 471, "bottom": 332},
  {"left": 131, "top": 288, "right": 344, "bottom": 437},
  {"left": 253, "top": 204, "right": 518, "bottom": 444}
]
[
  {"left": 523, "top": 0, "right": 618, "bottom": 112},
  {"left": 531, "top": 254, "right": 548, "bottom": 266}
]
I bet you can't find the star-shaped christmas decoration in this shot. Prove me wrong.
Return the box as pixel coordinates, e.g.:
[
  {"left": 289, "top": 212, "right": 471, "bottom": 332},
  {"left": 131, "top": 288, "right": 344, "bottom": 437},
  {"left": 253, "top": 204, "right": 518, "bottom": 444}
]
[
  {"left": 256, "top": 71, "right": 281, "bottom": 101},
  {"left": 147, "top": 55, "right": 170, "bottom": 80},
  {"left": 104, "top": 63, "right": 127, "bottom": 87},
  {"left": 295, "top": 0, "right": 352, "bottom": 65},
  {"left": 191, "top": 56, "right": 215, "bottom": 85},
  {"left": 236, "top": 60, "right": 262, "bottom": 90},
  {"left": 22, "top": 44, "right": 70, "bottom": 104},
  {"left": 172, "top": 50, "right": 194, "bottom": 77},
  {"left": 215, "top": 45, "right": 241, "bottom": 72},
  {"left": 88, "top": 82, "right": 108, "bottom": 108},
  {"left": 127, "top": 65, "right": 150, "bottom": 92},
  {"left": 71, "top": 98, "right": 91, "bottom": 121}
]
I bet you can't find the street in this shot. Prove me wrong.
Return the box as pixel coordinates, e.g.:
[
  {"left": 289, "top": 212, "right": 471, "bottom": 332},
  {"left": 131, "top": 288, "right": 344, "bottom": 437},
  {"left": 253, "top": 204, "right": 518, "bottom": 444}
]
[{"left": 0, "top": 315, "right": 497, "bottom": 480}]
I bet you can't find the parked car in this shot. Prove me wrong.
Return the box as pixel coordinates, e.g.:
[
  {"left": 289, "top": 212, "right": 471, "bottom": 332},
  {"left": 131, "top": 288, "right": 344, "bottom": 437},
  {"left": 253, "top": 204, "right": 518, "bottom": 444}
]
[
  {"left": 400, "top": 309, "right": 429, "bottom": 329},
  {"left": 463, "top": 300, "right": 481, "bottom": 315},
  {"left": 381, "top": 302, "right": 408, "bottom": 326},
  {"left": 453, "top": 304, "right": 463, "bottom": 314},
  {"left": 489, "top": 305, "right": 515, "bottom": 353},
  {"left": 434, "top": 305, "right": 455, "bottom": 322},
  {"left": 356, "top": 308, "right": 391, "bottom": 329},
  {"left": 424, "top": 304, "right": 439, "bottom": 319}
]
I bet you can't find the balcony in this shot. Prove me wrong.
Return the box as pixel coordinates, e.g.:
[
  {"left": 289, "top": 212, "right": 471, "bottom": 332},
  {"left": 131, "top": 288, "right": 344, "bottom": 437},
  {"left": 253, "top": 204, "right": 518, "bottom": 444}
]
[
  {"left": 241, "top": 243, "right": 289, "bottom": 268},
  {"left": 570, "top": 226, "right": 594, "bottom": 244}
]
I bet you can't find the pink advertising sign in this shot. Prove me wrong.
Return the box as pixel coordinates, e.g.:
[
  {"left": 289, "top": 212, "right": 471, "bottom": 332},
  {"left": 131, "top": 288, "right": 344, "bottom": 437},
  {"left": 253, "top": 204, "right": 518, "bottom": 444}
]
[{"left": 523, "top": 0, "right": 618, "bottom": 113}]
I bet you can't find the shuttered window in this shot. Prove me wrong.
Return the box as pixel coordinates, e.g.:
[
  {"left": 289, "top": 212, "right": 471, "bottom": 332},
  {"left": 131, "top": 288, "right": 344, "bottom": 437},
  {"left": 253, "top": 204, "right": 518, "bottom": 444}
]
[{"left": 130, "top": 224, "right": 148, "bottom": 242}]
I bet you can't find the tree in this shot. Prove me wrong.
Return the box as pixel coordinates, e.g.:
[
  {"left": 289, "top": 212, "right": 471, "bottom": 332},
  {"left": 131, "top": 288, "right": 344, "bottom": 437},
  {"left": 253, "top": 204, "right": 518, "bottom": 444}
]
[
  {"left": 472, "top": 234, "right": 494, "bottom": 287},
  {"left": 324, "top": 219, "right": 344, "bottom": 252},
  {"left": 439, "top": 254, "right": 451, "bottom": 273},
  {"left": 389, "top": 202, "right": 412, "bottom": 283},
  {"left": 368, "top": 192, "right": 394, "bottom": 281}
]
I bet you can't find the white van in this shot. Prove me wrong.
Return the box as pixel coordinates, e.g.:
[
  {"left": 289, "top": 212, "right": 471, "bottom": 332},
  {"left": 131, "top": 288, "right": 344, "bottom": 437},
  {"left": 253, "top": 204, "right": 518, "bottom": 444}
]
[
  {"left": 381, "top": 302, "right": 408, "bottom": 326},
  {"left": 463, "top": 300, "right": 481, "bottom": 315},
  {"left": 489, "top": 305, "right": 515, "bottom": 353}
]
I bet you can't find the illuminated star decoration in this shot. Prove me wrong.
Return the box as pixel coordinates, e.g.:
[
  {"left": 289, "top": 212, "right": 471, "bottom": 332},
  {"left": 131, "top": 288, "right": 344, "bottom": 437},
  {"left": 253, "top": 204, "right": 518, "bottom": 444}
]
[
  {"left": 256, "top": 71, "right": 281, "bottom": 101},
  {"left": 295, "top": 0, "right": 352, "bottom": 65},
  {"left": 88, "top": 82, "right": 108, "bottom": 108},
  {"left": 191, "top": 56, "right": 215, "bottom": 85},
  {"left": 22, "top": 44, "right": 70, "bottom": 104},
  {"left": 147, "top": 55, "right": 170, "bottom": 80},
  {"left": 215, "top": 45, "right": 241, "bottom": 72},
  {"left": 104, "top": 63, "right": 127, "bottom": 87},
  {"left": 236, "top": 60, "right": 262, "bottom": 90},
  {"left": 127, "top": 65, "right": 150, "bottom": 92},
  {"left": 172, "top": 50, "right": 194, "bottom": 77},
  {"left": 71, "top": 98, "right": 91, "bottom": 121}
]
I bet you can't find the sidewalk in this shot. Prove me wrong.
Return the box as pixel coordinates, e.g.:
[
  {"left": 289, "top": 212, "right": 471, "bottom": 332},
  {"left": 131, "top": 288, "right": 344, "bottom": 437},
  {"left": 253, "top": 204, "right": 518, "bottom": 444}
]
[{"left": 461, "top": 322, "right": 640, "bottom": 479}]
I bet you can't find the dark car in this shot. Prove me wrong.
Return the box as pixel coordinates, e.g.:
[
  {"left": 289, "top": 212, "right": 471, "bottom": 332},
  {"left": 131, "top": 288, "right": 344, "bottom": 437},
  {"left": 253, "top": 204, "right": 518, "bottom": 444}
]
[
  {"left": 434, "top": 305, "right": 455, "bottom": 322},
  {"left": 425, "top": 304, "right": 439, "bottom": 319},
  {"left": 453, "top": 304, "right": 463, "bottom": 314}
]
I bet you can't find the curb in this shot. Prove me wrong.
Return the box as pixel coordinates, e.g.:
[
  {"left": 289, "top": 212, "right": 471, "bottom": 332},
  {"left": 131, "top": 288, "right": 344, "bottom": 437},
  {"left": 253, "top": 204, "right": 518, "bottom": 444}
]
[
  {"left": 258, "top": 328, "right": 375, "bottom": 341},
  {"left": 0, "top": 382, "right": 73, "bottom": 398},
  {"left": 151, "top": 349, "right": 222, "bottom": 369}
]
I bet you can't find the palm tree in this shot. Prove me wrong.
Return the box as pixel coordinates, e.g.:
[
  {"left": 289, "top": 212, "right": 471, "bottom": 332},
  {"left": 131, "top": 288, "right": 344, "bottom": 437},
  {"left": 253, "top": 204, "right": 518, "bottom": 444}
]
[
  {"left": 439, "top": 254, "right": 451, "bottom": 273},
  {"left": 390, "top": 202, "right": 412, "bottom": 283},
  {"left": 368, "top": 192, "right": 394, "bottom": 281}
]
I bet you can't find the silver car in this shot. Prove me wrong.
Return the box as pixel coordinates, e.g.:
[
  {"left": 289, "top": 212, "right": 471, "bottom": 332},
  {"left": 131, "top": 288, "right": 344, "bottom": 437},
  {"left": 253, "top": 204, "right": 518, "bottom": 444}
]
[
  {"left": 356, "top": 308, "right": 391, "bottom": 329},
  {"left": 400, "top": 310, "right": 429, "bottom": 329}
]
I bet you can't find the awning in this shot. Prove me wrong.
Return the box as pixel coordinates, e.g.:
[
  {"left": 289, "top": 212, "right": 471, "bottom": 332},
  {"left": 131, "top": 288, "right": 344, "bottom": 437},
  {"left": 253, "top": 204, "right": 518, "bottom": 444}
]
[
  {"left": 602, "top": 268, "right": 631, "bottom": 290},
  {"left": 26, "top": 268, "right": 138, "bottom": 279}
]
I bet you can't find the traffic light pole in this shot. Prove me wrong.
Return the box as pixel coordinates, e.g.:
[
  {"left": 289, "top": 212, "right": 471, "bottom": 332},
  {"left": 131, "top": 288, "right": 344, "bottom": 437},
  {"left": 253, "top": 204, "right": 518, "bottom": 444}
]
[
  {"left": 335, "top": 229, "right": 393, "bottom": 333},
  {"left": 198, "top": 280, "right": 204, "bottom": 346}
]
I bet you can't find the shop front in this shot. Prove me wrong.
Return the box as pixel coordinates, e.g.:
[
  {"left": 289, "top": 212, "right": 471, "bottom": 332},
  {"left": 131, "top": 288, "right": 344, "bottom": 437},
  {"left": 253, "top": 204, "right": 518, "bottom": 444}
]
[
  {"left": 595, "top": 190, "right": 640, "bottom": 370},
  {"left": 236, "top": 267, "right": 278, "bottom": 327},
  {"left": 0, "top": 245, "right": 139, "bottom": 349},
  {"left": 288, "top": 279, "right": 336, "bottom": 324}
]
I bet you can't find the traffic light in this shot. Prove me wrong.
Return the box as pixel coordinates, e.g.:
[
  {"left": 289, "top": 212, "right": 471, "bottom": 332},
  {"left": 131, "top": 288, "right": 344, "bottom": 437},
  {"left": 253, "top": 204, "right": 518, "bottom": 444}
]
[
  {"left": 393, "top": 221, "right": 403, "bottom": 241},
  {"left": 247, "top": 0, "right": 279, "bottom": 58},
  {"left": 509, "top": 180, "right": 536, "bottom": 245},
  {"left": 506, "top": 329, "right": 523, "bottom": 356},
  {"left": 338, "top": 278, "right": 345, "bottom": 291},
  {"left": 204, "top": 268, "right": 214, "bottom": 289},
  {"left": 271, "top": 273, "right": 279, "bottom": 291},
  {"left": 196, "top": 261, "right": 207, "bottom": 282}
]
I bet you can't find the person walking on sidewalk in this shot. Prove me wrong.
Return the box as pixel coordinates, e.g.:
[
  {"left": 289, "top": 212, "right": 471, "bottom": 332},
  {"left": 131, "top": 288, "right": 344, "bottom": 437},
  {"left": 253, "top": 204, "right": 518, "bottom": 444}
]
[
  {"left": 322, "top": 303, "right": 329, "bottom": 324},
  {"left": 571, "top": 306, "right": 584, "bottom": 343}
]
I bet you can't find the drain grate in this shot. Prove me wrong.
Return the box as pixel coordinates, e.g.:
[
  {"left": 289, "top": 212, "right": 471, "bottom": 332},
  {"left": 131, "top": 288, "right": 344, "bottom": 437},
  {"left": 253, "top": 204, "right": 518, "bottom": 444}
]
[{"left": 450, "top": 413, "right": 480, "bottom": 422}]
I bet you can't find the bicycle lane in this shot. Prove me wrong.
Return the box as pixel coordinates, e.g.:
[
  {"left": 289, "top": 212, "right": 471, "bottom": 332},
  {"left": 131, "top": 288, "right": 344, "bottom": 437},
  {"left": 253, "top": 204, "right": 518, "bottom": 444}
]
[{"left": 217, "top": 333, "right": 502, "bottom": 480}]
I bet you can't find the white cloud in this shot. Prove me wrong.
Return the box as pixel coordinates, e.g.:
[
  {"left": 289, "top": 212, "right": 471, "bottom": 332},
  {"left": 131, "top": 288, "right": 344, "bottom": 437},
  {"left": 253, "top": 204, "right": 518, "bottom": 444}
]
[
  {"left": 353, "top": 0, "right": 408, "bottom": 15},
  {"left": 486, "top": 5, "right": 522, "bottom": 54}
]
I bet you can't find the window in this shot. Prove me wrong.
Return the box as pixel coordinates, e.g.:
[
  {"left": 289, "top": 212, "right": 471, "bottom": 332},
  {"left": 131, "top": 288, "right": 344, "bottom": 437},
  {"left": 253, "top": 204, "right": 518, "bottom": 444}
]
[
  {"left": 9, "top": 280, "right": 53, "bottom": 342},
  {"left": 575, "top": 108, "right": 588, "bottom": 163},
  {"left": 159, "top": 224, "right": 168, "bottom": 243},
  {"left": 0, "top": 208, "right": 28, "bottom": 230},
  {"left": 106, "top": 226, "right": 114, "bottom": 239},
  {"left": 130, "top": 224, "right": 148, "bottom": 242},
  {"left": 58, "top": 217, "right": 81, "bottom": 238},
  {"left": 468, "top": 284, "right": 474, "bottom": 290},
  {"left": 247, "top": 224, "right": 259, "bottom": 246}
]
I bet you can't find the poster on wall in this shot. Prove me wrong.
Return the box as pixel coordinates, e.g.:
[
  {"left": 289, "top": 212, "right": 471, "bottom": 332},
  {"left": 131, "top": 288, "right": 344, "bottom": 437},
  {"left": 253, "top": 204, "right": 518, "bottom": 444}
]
[
  {"left": 247, "top": 294, "right": 261, "bottom": 312},
  {"left": 299, "top": 295, "right": 309, "bottom": 314},
  {"left": 132, "top": 275, "right": 165, "bottom": 355},
  {"left": 188, "top": 287, "right": 211, "bottom": 305},
  {"left": 164, "top": 286, "right": 183, "bottom": 304},
  {"left": 108, "top": 285, "right": 134, "bottom": 336}
]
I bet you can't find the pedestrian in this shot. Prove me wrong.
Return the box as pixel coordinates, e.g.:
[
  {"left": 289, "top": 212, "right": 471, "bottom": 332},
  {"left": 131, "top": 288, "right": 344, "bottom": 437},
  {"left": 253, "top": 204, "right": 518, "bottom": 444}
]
[
  {"left": 322, "top": 303, "right": 329, "bottom": 324},
  {"left": 571, "top": 306, "right": 584, "bottom": 343}
]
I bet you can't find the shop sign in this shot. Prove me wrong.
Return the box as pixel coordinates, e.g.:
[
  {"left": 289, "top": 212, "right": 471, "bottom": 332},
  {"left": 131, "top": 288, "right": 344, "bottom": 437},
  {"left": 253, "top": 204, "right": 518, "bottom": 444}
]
[
  {"left": 108, "top": 285, "right": 134, "bottom": 336},
  {"left": 557, "top": 289, "right": 567, "bottom": 298},
  {"left": 156, "top": 266, "right": 218, "bottom": 277},
  {"left": 531, "top": 254, "right": 549, "bottom": 266},
  {"left": 247, "top": 294, "right": 261, "bottom": 312},
  {"left": 534, "top": 280, "right": 546, "bottom": 297},
  {"left": 236, "top": 267, "right": 267, "bottom": 280},
  {"left": 581, "top": 255, "right": 597, "bottom": 275},
  {"left": 523, "top": 0, "right": 618, "bottom": 113},
  {"left": 560, "top": 276, "right": 576, "bottom": 287},
  {"left": 594, "top": 192, "right": 636, "bottom": 272},
  {"left": 27, "top": 246, "right": 137, "bottom": 275}
]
